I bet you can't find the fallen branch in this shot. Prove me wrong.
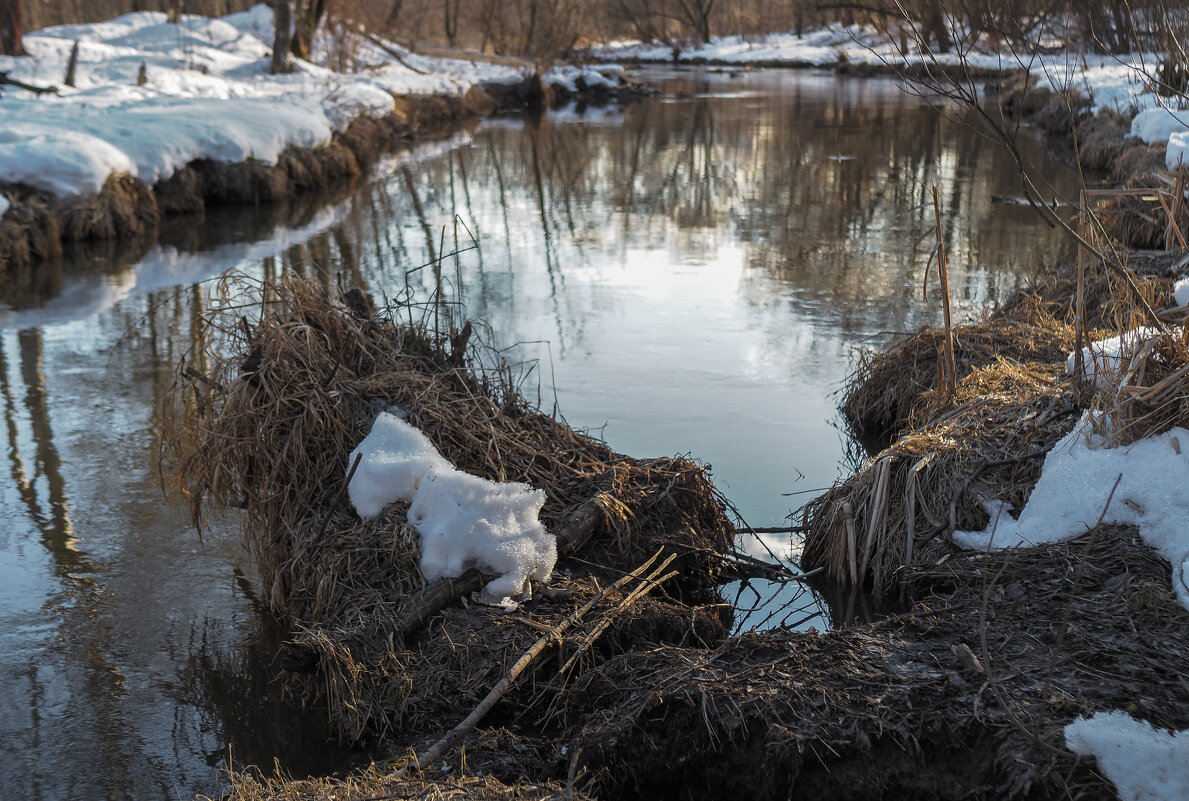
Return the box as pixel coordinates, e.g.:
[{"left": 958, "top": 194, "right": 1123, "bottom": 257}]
[
  {"left": 405, "top": 548, "right": 677, "bottom": 774},
  {"left": 361, "top": 31, "right": 429, "bottom": 75},
  {"left": 0, "top": 72, "right": 58, "bottom": 96}
]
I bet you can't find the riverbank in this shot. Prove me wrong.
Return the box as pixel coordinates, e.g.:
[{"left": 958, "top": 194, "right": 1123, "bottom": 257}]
[
  {"left": 168, "top": 261, "right": 1189, "bottom": 801},
  {"left": 0, "top": 7, "right": 636, "bottom": 284}
]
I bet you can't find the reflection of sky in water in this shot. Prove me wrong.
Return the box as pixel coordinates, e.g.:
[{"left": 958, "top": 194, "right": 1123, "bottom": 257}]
[{"left": 0, "top": 68, "right": 1077, "bottom": 798}]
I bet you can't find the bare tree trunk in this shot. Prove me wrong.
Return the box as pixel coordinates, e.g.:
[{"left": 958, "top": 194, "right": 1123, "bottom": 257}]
[
  {"left": 384, "top": 0, "right": 404, "bottom": 32},
  {"left": 271, "top": 0, "right": 292, "bottom": 73},
  {"left": 290, "top": 0, "right": 326, "bottom": 61},
  {"left": 444, "top": 0, "right": 460, "bottom": 47},
  {"left": 0, "top": 0, "right": 25, "bottom": 56}
]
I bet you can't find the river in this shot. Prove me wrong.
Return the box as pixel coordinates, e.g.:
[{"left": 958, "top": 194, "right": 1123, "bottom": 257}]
[{"left": 0, "top": 68, "right": 1077, "bottom": 799}]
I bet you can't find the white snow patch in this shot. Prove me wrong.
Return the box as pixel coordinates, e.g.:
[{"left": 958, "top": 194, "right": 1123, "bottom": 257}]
[
  {"left": 347, "top": 411, "right": 451, "bottom": 518},
  {"left": 0, "top": 5, "right": 537, "bottom": 198},
  {"left": 0, "top": 193, "right": 9, "bottom": 218},
  {"left": 1174, "top": 277, "right": 1189, "bottom": 307},
  {"left": 1064, "top": 326, "right": 1164, "bottom": 387},
  {"left": 410, "top": 469, "right": 556, "bottom": 603},
  {"left": 952, "top": 412, "right": 1189, "bottom": 609},
  {"left": 348, "top": 412, "right": 557, "bottom": 604},
  {"left": 1065, "top": 712, "right": 1189, "bottom": 801}
]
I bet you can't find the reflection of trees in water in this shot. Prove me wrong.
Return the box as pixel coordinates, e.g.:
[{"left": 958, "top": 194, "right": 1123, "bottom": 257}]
[
  {"left": 168, "top": 605, "right": 353, "bottom": 778},
  {"left": 0, "top": 327, "right": 137, "bottom": 799},
  {"left": 332, "top": 79, "right": 1071, "bottom": 352}
]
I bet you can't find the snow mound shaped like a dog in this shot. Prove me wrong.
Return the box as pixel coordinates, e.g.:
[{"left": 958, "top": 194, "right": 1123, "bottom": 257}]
[{"left": 347, "top": 411, "right": 557, "bottom": 604}]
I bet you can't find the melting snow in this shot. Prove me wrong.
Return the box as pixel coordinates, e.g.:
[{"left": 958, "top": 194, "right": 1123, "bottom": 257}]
[
  {"left": 348, "top": 412, "right": 557, "bottom": 605},
  {"left": 0, "top": 5, "right": 619, "bottom": 200},
  {"left": 1065, "top": 713, "right": 1189, "bottom": 801}
]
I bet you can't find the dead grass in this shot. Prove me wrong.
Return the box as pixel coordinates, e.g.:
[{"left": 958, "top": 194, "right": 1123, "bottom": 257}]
[
  {"left": 1091, "top": 172, "right": 1189, "bottom": 250},
  {"left": 205, "top": 762, "right": 591, "bottom": 801},
  {"left": 1075, "top": 110, "right": 1131, "bottom": 173},
  {"left": 1090, "top": 325, "right": 1189, "bottom": 445},
  {"left": 555, "top": 525, "right": 1189, "bottom": 800},
  {"left": 841, "top": 294, "right": 1076, "bottom": 444},
  {"left": 808, "top": 359, "right": 1079, "bottom": 594},
  {"left": 162, "top": 273, "right": 736, "bottom": 742}
]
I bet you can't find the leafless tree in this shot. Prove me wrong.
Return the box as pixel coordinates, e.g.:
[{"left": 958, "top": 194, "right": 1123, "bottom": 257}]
[
  {"left": 673, "top": 0, "right": 714, "bottom": 42},
  {"left": 0, "top": 0, "right": 25, "bottom": 56},
  {"left": 271, "top": 0, "right": 292, "bottom": 73},
  {"left": 290, "top": 0, "right": 326, "bottom": 60}
]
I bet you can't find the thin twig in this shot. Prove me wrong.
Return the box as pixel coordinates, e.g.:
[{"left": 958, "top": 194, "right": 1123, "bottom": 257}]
[
  {"left": 314, "top": 452, "right": 363, "bottom": 544},
  {"left": 404, "top": 549, "right": 675, "bottom": 774}
]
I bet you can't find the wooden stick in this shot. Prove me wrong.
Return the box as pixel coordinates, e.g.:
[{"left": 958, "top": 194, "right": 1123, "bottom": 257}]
[
  {"left": 362, "top": 31, "right": 429, "bottom": 75},
  {"left": 406, "top": 549, "right": 674, "bottom": 774},
  {"left": 312, "top": 452, "right": 362, "bottom": 544},
  {"left": 842, "top": 501, "right": 858, "bottom": 585},
  {"left": 556, "top": 558, "right": 679, "bottom": 677}
]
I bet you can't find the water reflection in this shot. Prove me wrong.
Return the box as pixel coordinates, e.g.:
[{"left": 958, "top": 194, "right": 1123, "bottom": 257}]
[
  {"left": 0, "top": 268, "right": 351, "bottom": 800},
  {"left": 0, "top": 68, "right": 1078, "bottom": 798}
]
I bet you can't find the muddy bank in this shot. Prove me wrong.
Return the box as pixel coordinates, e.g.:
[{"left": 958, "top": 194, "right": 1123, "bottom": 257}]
[{"left": 564, "top": 526, "right": 1188, "bottom": 800}]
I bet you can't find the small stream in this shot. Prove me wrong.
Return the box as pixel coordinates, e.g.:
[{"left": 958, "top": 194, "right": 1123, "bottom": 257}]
[{"left": 0, "top": 68, "right": 1078, "bottom": 799}]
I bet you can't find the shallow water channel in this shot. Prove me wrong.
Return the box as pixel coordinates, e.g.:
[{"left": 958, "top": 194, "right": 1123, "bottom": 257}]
[{"left": 0, "top": 68, "right": 1078, "bottom": 799}]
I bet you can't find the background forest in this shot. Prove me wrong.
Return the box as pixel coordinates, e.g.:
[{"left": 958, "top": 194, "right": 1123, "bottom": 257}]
[{"left": 7, "top": 0, "right": 1189, "bottom": 60}]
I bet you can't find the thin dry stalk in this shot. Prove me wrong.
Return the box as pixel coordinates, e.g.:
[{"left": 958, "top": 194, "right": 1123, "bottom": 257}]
[{"left": 930, "top": 185, "right": 957, "bottom": 398}]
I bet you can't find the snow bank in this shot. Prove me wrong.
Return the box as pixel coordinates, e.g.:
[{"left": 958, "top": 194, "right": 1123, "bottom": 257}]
[
  {"left": 0, "top": 193, "right": 9, "bottom": 218},
  {"left": 348, "top": 412, "right": 557, "bottom": 604},
  {"left": 0, "top": 6, "right": 618, "bottom": 200},
  {"left": 952, "top": 412, "right": 1189, "bottom": 609},
  {"left": 1065, "top": 712, "right": 1189, "bottom": 801},
  {"left": 1131, "top": 108, "right": 1189, "bottom": 169}
]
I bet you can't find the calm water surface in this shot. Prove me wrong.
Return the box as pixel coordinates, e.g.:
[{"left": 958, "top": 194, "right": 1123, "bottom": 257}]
[{"left": 0, "top": 68, "right": 1077, "bottom": 799}]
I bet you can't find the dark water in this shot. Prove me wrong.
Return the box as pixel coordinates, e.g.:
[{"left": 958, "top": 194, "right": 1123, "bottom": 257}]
[{"left": 0, "top": 68, "right": 1077, "bottom": 799}]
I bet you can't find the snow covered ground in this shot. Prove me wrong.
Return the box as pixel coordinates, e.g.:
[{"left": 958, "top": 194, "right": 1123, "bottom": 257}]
[
  {"left": 0, "top": 6, "right": 618, "bottom": 204},
  {"left": 950, "top": 324, "right": 1189, "bottom": 801}
]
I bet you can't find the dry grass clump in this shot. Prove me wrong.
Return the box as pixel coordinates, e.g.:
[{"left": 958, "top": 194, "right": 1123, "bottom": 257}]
[
  {"left": 1035, "top": 88, "right": 1090, "bottom": 136},
  {"left": 0, "top": 187, "right": 61, "bottom": 275},
  {"left": 206, "top": 762, "right": 590, "bottom": 801},
  {"left": 806, "top": 359, "right": 1079, "bottom": 594},
  {"left": 1005, "top": 257, "right": 1172, "bottom": 332},
  {"left": 1109, "top": 142, "right": 1168, "bottom": 183},
  {"left": 1091, "top": 171, "right": 1189, "bottom": 250},
  {"left": 1075, "top": 110, "right": 1131, "bottom": 172},
  {"left": 57, "top": 173, "right": 160, "bottom": 240},
  {"left": 841, "top": 294, "right": 1075, "bottom": 444},
  {"left": 164, "top": 272, "right": 735, "bottom": 742},
  {"left": 1092, "top": 326, "right": 1189, "bottom": 445}
]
